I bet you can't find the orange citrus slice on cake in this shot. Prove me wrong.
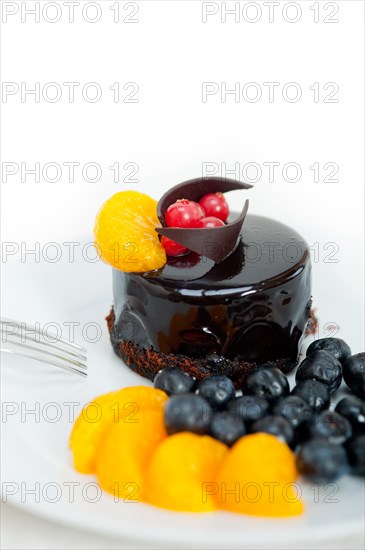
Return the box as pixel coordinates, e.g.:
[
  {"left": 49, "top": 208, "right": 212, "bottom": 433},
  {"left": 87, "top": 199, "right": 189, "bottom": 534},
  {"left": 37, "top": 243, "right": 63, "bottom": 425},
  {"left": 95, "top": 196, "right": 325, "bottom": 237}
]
[{"left": 94, "top": 190, "right": 166, "bottom": 272}]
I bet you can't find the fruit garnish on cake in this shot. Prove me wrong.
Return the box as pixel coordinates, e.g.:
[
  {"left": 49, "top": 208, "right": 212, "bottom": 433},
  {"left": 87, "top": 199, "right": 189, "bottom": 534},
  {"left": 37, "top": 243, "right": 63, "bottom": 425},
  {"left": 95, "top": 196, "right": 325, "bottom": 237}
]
[
  {"left": 94, "top": 179, "right": 251, "bottom": 270},
  {"left": 94, "top": 190, "right": 166, "bottom": 272},
  {"left": 155, "top": 177, "right": 251, "bottom": 262}
]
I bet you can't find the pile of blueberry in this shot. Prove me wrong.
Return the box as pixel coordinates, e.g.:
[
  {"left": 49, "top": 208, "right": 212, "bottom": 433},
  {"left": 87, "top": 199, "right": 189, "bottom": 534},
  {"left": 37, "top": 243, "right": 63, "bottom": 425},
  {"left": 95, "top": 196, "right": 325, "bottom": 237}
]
[{"left": 153, "top": 338, "right": 365, "bottom": 483}]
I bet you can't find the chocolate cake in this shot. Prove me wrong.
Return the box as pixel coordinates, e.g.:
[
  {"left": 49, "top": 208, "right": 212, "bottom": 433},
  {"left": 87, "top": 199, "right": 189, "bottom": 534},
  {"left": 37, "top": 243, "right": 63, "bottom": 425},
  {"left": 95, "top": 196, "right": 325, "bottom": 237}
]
[{"left": 107, "top": 200, "right": 312, "bottom": 387}]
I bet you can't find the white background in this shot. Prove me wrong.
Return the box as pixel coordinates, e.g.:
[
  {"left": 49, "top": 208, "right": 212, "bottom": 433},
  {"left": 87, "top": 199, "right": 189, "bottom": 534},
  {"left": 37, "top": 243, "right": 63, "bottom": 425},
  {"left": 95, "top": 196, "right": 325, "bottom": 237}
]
[{"left": 1, "top": 1, "right": 364, "bottom": 548}]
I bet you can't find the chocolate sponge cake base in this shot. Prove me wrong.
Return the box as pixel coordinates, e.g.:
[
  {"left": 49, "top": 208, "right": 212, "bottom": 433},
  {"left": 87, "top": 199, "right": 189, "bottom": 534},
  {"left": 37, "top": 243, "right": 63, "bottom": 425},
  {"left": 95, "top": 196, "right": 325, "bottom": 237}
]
[{"left": 107, "top": 308, "right": 296, "bottom": 389}]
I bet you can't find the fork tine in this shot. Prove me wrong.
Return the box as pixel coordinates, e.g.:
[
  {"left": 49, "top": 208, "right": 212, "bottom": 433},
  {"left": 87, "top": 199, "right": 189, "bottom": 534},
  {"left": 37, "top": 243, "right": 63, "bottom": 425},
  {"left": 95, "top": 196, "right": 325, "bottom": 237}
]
[
  {"left": 0, "top": 329, "right": 87, "bottom": 361},
  {"left": 0, "top": 318, "right": 87, "bottom": 354},
  {"left": 0, "top": 347, "right": 87, "bottom": 378},
  {"left": 2, "top": 338, "right": 88, "bottom": 370},
  {"left": 0, "top": 317, "right": 88, "bottom": 377}
]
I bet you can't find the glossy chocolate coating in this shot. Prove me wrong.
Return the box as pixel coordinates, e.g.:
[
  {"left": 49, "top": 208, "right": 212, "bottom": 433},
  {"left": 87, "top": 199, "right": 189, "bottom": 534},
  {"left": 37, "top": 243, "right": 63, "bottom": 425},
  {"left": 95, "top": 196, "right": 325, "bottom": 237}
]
[{"left": 112, "top": 214, "right": 312, "bottom": 364}]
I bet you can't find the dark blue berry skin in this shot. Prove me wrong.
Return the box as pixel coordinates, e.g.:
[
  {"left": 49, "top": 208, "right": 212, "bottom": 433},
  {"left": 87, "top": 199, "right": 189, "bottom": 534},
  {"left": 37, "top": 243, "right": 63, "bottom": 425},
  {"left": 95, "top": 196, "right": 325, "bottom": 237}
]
[
  {"left": 306, "top": 337, "right": 351, "bottom": 365},
  {"left": 251, "top": 415, "right": 294, "bottom": 447},
  {"left": 154, "top": 368, "right": 196, "bottom": 396},
  {"left": 345, "top": 435, "right": 365, "bottom": 476},
  {"left": 295, "top": 350, "right": 342, "bottom": 394},
  {"left": 164, "top": 394, "right": 212, "bottom": 435},
  {"left": 296, "top": 439, "right": 348, "bottom": 483},
  {"left": 243, "top": 367, "right": 289, "bottom": 403},
  {"left": 310, "top": 410, "right": 352, "bottom": 444},
  {"left": 273, "top": 396, "right": 313, "bottom": 429},
  {"left": 196, "top": 375, "right": 235, "bottom": 410},
  {"left": 291, "top": 380, "right": 330, "bottom": 413},
  {"left": 210, "top": 411, "right": 246, "bottom": 447},
  {"left": 343, "top": 353, "right": 365, "bottom": 399},
  {"left": 335, "top": 396, "right": 365, "bottom": 436},
  {"left": 226, "top": 395, "right": 270, "bottom": 424}
]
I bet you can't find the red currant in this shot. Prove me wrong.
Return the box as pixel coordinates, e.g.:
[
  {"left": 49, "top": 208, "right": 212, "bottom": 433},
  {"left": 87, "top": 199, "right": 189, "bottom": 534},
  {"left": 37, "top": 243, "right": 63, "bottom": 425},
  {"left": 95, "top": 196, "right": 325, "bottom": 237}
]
[
  {"left": 161, "top": 236, "right": 189, "bottom": 257},
  {"left": 199, "top": 192, "right": 229, "bottom": 222},
  {"left": 165, "top": 199, "right": 204, "bottom": 228},
  {"left": 198, "top": 216, "right": 225, "bottom": 228}
]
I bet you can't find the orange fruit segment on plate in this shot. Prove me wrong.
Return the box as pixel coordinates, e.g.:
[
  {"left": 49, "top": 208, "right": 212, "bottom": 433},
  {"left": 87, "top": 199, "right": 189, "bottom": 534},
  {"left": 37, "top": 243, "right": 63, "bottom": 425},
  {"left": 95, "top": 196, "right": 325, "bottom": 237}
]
[
  {"left": 69, "top": 386, "right": 168, "bottom": 474},
  {"left": 215, "top": 433, "right": 303, "bottom": 517},
  {"left": 144, "top": 433, "right": 228, "bottom": 512},
  {"left": 96, "top": 409, "right": 167, "bottom": 501},
  {"left": 94, "top": 190, "right": 166, "bottom": 272}
]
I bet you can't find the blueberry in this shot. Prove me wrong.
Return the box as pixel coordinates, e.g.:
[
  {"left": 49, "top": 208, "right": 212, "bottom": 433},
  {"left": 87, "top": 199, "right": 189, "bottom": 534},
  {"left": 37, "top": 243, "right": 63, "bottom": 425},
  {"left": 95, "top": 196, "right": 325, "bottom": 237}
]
[
  {"left": 154, "top": 367, "right": 196, "bottom": 396},
  {"left": 343, "top": 353, "right": 365, "bottom": 399},
  {"left": 291, "top": 380, "right": 330, "bottom": 413},
  {"left": 295, "top": 350, "right": 342, "bottom": 394},
  {"left": 196, "top": 375, "right": 235, "bottom": 409},
  {"left": 296, "top": 439, "right": 348, "bottom": 482},
  {"left": 306, "top": 337, "right": 351, "bottom": 365},
  {"left": 164, "top": 394, "right": 212, "bottom": 435},
  {"left": 310, "top": 410, "right": 352, "bottom": 444},
  {"left": 210, "top": 411, "right": 246, "bottom": 447},
  {"left": 243, "top": 367, "right": 289, "bottom": 403},
  {"left": 335, "top": 396, "right": 365, "bottom": 436},
  {"left": 251, "top": 415, "right": 294, "bottom": 447},
  {"left": 226, "top": 395, "right": 270, "bottom": 424},
  {"left": 345, "top": 435, "right": 365, "bottom": 476},
  {"left": 273, "top": 396, "right": 313, "bottom": 429}
]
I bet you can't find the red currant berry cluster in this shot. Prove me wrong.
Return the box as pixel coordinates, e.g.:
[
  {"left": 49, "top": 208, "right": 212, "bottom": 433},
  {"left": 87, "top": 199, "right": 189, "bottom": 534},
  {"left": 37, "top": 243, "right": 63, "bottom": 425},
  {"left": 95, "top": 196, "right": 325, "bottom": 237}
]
[{"left": 161, "top": 193, "right": 230, "bottom": 257}]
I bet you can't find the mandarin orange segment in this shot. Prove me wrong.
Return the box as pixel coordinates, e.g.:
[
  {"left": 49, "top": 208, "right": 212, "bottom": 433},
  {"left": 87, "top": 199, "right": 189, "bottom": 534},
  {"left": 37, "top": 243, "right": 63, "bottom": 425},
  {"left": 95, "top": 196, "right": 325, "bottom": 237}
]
[
  {"left": 70, "top": 390, "right": 116, "bottom": 474},
  {"left": 96, "top": 409, "right": 167, "bottom": 501},
  {"left": 217, "top": 480, "right": 303, "bottom": 518},
  {"left": 222, "top": 433, "right": 298, "bottom": 483},
  {"left": 94, "top": 191, "right": 166, "bottom": 272},
  {"left": 215, "top": 433, "right": 303, "bottom": 517},
  {"left": 144, "top": 433, "right": 228, "bottom": 512},
  {"left": 69, "top": 386, "right": 168, "bottom": 474}
]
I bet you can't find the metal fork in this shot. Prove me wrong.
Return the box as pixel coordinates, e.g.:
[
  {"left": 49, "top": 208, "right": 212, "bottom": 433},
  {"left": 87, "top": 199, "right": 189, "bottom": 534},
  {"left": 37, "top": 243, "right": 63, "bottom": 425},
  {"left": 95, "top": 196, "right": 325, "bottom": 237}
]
[{"left": 0, "top": 318, "right": 87, "bottom": 377}]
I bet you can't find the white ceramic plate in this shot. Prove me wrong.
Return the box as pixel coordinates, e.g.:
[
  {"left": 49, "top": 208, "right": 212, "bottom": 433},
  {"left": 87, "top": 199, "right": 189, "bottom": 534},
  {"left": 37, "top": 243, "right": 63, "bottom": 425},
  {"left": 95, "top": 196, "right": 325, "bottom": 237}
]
[{"left": 1, "top": 237, "right": 364, "bottom": 549}]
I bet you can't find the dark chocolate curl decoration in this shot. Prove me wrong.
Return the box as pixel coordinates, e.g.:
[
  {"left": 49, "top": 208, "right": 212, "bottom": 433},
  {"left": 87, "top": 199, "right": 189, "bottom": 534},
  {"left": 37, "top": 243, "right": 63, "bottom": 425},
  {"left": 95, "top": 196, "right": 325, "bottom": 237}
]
[
  {"left": 157, "top": 177, "right": 252, "bottom": 224},
  {"left": 155, "top": 177, "right": 252, "bottom": 263}
]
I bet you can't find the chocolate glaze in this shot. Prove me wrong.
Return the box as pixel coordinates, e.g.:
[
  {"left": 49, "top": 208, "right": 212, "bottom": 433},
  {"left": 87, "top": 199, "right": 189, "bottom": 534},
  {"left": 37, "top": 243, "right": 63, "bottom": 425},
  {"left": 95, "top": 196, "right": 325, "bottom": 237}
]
[{"left": 110, "top": 214, "right": 312, "bottom": 372}]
